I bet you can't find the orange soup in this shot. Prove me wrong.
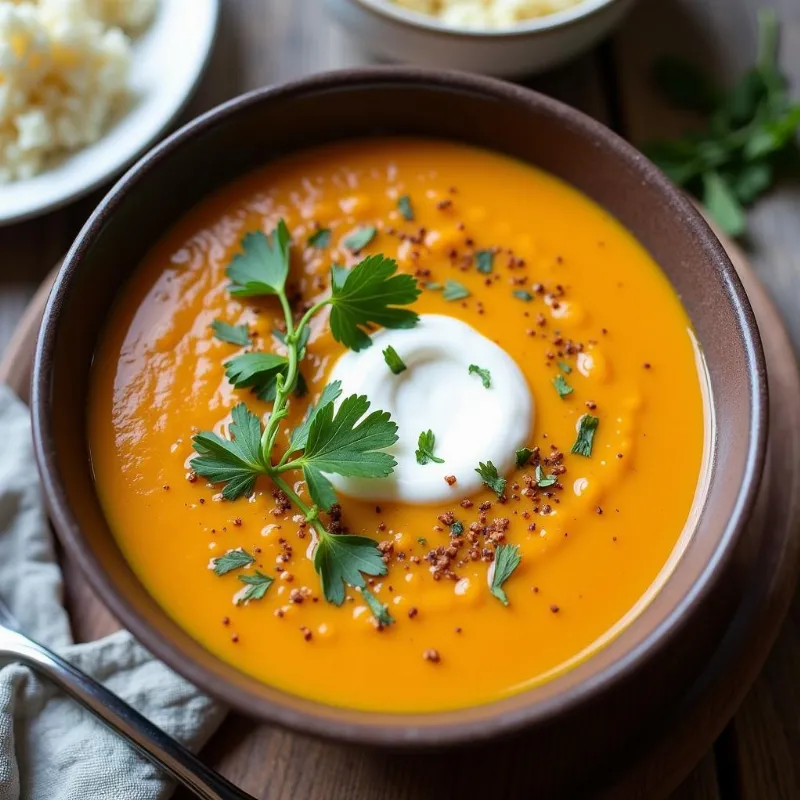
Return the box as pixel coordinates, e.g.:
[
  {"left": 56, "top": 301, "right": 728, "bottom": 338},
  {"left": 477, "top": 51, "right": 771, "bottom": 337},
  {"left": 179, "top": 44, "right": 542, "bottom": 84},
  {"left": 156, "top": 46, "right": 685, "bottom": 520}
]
[{"left": 88, "top": 139, "right": 706, "bottom": 712}]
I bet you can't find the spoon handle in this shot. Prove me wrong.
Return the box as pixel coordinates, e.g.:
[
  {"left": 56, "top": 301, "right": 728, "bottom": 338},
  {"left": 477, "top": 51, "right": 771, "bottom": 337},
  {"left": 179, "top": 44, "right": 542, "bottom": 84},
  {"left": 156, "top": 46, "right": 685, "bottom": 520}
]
[{"left": 0, "top": 627, "right": 256, "bottom": 800}]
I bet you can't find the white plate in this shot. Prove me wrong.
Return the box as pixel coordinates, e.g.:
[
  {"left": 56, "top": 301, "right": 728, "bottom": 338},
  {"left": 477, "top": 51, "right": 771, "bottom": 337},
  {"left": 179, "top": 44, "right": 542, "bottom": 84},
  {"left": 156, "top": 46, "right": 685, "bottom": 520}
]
[{"left": 0, "top": 0, "right": 219, "bottom": 225}]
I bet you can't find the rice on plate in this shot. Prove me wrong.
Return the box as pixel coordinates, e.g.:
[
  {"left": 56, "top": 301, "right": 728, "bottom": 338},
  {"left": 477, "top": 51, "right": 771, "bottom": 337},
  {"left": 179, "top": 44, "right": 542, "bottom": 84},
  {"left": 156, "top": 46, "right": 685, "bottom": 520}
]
[{"left": 0, "top": 0, "right": 157, "bottom": 183}]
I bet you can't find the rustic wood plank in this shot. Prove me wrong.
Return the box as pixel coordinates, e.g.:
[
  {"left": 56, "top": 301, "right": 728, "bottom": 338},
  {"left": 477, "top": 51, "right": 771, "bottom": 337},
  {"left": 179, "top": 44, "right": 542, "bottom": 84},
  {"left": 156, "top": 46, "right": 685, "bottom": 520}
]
[
  {"left": 669, "top": 753, "right": 724, "bottom": 800},
  {"left": 614, "top": 1, "right": 800, "bottom": 799}
]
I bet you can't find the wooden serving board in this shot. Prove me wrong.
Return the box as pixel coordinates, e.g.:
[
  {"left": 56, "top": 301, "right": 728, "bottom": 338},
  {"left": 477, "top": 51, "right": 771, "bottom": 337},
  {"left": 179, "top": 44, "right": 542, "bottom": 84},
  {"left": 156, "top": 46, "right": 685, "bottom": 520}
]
[{"left": 3, "top": 227, "right": 800, "bottom": 799}]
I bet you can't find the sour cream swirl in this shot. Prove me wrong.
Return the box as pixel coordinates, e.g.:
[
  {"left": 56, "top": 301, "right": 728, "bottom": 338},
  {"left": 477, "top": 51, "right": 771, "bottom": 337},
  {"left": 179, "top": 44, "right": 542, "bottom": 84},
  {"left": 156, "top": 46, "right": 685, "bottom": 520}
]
[{"left": 325, "top": 314, "right": 533, "bottom": 504}]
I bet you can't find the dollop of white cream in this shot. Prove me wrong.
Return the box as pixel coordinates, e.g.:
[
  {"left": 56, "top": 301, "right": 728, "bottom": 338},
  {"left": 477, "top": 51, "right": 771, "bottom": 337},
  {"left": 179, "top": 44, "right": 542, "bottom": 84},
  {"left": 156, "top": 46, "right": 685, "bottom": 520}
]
[{"left": 326, "top": 314, "right": 533, "bottom": 504}]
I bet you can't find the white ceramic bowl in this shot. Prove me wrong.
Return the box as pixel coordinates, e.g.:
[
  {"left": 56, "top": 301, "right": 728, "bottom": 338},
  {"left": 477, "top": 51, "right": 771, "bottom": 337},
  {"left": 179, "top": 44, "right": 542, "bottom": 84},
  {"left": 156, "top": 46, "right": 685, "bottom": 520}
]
[{"left": 325, "top": 0, "right": 636, "bottom": 78}]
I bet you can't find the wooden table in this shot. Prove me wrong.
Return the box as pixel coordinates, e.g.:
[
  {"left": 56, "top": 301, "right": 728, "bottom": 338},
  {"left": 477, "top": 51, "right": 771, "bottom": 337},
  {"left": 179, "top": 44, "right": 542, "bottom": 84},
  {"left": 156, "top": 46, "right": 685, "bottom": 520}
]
[{"left": 1, "top": 1, "right": 798, "bottom": 797}]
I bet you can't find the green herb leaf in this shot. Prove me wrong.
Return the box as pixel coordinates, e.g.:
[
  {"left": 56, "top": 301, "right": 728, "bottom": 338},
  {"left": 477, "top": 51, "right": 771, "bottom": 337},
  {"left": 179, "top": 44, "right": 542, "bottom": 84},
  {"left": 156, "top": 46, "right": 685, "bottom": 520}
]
[
  {"left": 237, "top": 570, "right": 274, "bottom": 603},
  {"left": 212, "top": 547, "right": 255, "bottom": 576},
  {"left": 416, "top": 430, "right": 445, "bottom": 465},
  {"left": 289, "top": 381, "right": 342, "bottom": 453},
  {"left": 397, "top": 195, "right": 414, "bottom": 221},
  {"left": 513, "top": 290, "right": 533, "bottom": 302},
  {"left": 442, "top": 279, "right": 470, "bottom": 301},
  {"left": 535, "top": 465, "right": 557, "bottom": 488},
  {"left": 552, "top": 374, "right": 574, "bottom": 398},
  {"left": 515, "top": 447, "right": 533, "bottom": 468},
  {"left": 475, "top": 250, "right": 494, "bottom": 274},
  {"left": 328, "top": 255, "right": 421, "bottom": 352},
  {"left": 571, "top": 414, "right": 600, "bottom": 458},
  {"left": 191, "top": 405, "right": 267, "bottom": 500},
  {"left": 362, "top": 587, "right": 394, "bottom": 626},
  {"left": 733, "top": 161, "right": 773, "bottom": 204},
  {"left": 558, "top": 361, "right": 572, "bottom": 374},
  {"left": 702, "top": 171, "right": 747, "bottom": 237},
  {"left": 468, "top": 364, "right": 491, "bottom": 388},
  {"left": 307, "top": 228, "right": 332, "bottom": 249},
  {"left": 302, "top": 466, "right": 338, "bottom": 512},
  {"left": 225, "top": 352, "right": 290, "bottom": 403},
  {"left": 490, "top": 544, "right": 521, "bottom": 606},
  {"left": 642, "top": 13, "right": 800, "bottom": 237},
  {"left": 226, "top": 221, "right": 291, "bottom": 297},
  {"left": 652, "top": 56, "right": 719, "bottom": 113},
  {"left": 383, "top": 345, "right": 407, "bottom": 375},
  {"left": 450, "top": 520, "right": 464, "bottom": 536},
  {"left": 476, "top": 461, "right": 506, "bottom": 498},
  {"left": 417, "top": 537, "right": 427, "bottom": 546},
  {"left": 313, "top": 533, "right": 387, "bottom": 605},
  {"left": 744, "top": 104, "right": 800, "bottom": 160},
  {"left": 331, "top": 263, "right": 348, "bottom": 289},
  {"left": 211, "top": 320, "right": 251, "bottom": 347},
  {"left": 296, "top": 394, "right": 399, "bottom": 510},
  {"left": 343, "top": 226, "right": 377, "bottom": 252}
]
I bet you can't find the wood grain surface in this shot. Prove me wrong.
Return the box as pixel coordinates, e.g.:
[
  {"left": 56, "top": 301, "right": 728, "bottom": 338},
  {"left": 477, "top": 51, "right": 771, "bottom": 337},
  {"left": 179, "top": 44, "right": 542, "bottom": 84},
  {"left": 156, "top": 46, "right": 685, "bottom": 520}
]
[{"left": 1, "top": 0, "right": 800, "bottom": 797}]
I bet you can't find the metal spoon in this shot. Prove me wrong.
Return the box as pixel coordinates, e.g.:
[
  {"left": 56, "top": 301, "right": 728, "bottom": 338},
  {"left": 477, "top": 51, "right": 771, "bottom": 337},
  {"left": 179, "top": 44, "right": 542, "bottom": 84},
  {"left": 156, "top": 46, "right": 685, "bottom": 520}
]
[{"left": 0, "top": 595, "right": 256, "bottom": 800}]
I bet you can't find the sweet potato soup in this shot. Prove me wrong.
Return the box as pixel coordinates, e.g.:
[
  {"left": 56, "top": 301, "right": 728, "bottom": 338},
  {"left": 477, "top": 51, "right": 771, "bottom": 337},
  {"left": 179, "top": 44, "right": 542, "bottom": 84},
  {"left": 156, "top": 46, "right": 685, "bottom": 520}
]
[{"left": 88, "top": 138, "right": 706, "bottom": 712}]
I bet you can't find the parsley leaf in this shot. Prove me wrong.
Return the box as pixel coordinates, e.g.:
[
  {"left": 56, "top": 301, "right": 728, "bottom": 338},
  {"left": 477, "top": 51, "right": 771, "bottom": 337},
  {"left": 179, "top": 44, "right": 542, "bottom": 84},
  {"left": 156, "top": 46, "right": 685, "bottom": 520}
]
[
  {"left": 225, "top": 352, "right": 290, "bottom": 403},
  {"left": 417, "top": 537, "right": 427, "bottom": 546},
  {"left": 490, "top": 544, "right": 521, "bottom": 606},
  {"left": 313, "top": 533, "right": 387, "bottom": 605},
  {"left": 211, "top": 320, "right": 250, "bottom": 346},
  {"left": 362, "top": 587, "right": 395, "bottom": 626},
  {"left": 558, "top": 361, "right": 572, "bottom": 374},
  {"left": 572, "top": 414, "right": 599, "bottom": 457},
  {"left": 515, "top": 447, "right": 533, "bottom": 468},
  {"left": 397, "top": 195, "right": 414, "bottom": 221},
  {"left": 191, "top": 405, "right": 267, "bottom": 500},
  {"left": 644, "top": 11, "right": 800, "bottom": 237},
  {"left": 450, "top": 520, "right": 464, "bottom": 536},
  {"left": 535, "top": 465, "right": 557, "bottom": 488},
  {"left": 416, "top": 430, "right": 445, "bottom": 465},
  {"left": 475, "top": 250, "right": 494, "bottom": 274},
  {"left": 236, "top": 570, "right": 274, "bottom": 603},
  {"left": 383, "top": 345, "right": 407, "bottom": 375},
  {"left": 343, "top": 226, "right": 377, "bottom": 252},
  {"left": 702, "top": 171, "right": 746, "bottom": 238},
  {"left": 468, "top": 364, "right": 491, "bottom": 388},
  {"left": 476, "top": 461, "right": 506, "bottom": 498},
  {"left": 295, "top": 394, "right": 398, "bottom": 510},
  {"left": 328, "top": 254, "right": 421, "bottom": 351},
  {"left": 307, "top": 228, "right": 331, "bottom": 249},
  {"left": 289, "top": 381, "right": 342, "bottom": 453},
  {"left": 331, "top": 263, "right": 348, "bottom": 289},
  {"left": 552, "top": 374, "right": 574, "bottom": 398},
  {"left": 442, "top": 279, "right": 470, "bottom": 301},
  {"left": 212, "top": 547, "right": 255, "bottom": 576},
  {"left": 513, "top": 290, "right": 534, "bottom": 302},
  {"left": 226, "top": 221, "right": 291, "bottom": 297}
]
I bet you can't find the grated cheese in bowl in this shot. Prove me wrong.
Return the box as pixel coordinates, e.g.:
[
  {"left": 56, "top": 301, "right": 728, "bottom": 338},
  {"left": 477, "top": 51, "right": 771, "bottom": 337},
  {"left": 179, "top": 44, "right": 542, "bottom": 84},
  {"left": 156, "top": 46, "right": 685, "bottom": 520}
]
[
  {"left": 0, "top": 0, "right": 157, "bottom": 183},
  {"left": 391, "top": 0, "right": 587, "bottom": 29}
]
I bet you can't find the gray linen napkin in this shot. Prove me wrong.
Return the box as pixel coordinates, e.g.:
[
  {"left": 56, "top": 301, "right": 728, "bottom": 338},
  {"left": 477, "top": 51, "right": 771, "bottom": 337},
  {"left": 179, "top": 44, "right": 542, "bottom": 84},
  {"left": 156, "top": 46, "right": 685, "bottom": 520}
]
[{"left": 0, "top": 385, "right": 226, "bottom": 799}]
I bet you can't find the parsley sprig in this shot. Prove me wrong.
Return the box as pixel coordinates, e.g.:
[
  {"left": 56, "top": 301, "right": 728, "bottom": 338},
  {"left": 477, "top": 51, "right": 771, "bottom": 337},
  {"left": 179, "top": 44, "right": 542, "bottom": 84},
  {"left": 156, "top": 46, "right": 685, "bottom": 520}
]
[
  {"left": 645, "top": 11, "right": 800, "bottom": 237},
  {"left": 190, "top": 220, "right": 421, "bottom": 611}
]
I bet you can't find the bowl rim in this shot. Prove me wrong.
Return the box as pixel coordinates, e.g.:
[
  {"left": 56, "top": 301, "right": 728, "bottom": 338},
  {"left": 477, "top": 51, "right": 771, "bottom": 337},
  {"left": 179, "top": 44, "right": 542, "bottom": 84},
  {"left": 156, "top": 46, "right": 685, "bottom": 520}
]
[
  {"left": 338, "top": 0, "right": 624, "bottom": 39},
  {"left": 32, "top": 66, "right": 768, "bottom": 746}
]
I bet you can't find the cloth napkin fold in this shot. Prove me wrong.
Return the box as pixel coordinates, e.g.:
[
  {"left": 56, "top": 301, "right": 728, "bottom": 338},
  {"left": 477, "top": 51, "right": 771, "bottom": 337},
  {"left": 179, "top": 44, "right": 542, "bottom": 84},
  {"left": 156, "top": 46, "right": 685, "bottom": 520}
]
[{"left": 0, "top": 385, "right": 226, "bottom": 800}]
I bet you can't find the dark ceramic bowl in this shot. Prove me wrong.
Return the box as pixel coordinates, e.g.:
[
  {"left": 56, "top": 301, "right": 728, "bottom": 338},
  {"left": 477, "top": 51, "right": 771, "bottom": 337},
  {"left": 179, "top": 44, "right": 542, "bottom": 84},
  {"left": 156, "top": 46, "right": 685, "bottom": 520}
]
[{"left": 32, "top": 69, "right": 766, "bottom": 754}]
